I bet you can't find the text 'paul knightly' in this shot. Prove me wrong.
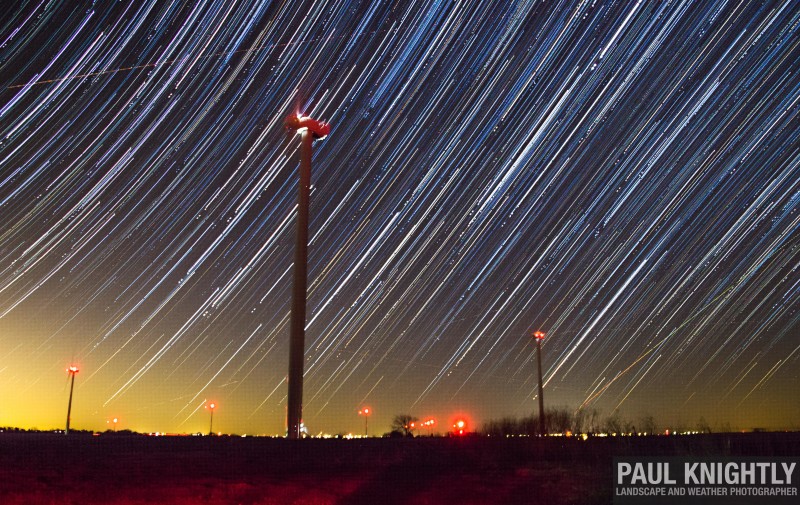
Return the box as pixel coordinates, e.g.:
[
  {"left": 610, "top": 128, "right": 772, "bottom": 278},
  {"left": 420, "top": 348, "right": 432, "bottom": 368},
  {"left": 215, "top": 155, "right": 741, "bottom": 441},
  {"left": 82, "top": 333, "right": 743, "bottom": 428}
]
[{"left": 617, "top": 461, "right": 796, "bottom": 485}]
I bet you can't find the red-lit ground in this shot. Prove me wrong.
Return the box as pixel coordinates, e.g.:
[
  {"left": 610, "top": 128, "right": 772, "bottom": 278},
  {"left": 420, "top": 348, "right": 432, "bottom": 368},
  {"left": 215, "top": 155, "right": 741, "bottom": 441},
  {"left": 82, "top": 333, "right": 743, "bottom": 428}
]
[{"left": 1, "top": 433, "right": 797, "bottom": 504}]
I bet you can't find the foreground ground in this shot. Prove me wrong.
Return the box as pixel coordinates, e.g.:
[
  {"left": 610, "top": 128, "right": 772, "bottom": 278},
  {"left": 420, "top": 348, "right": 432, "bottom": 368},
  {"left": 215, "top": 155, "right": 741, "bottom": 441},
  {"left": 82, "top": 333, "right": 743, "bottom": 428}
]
[{"left": 1, "top": 432, "right": 797, "bottom": 504}]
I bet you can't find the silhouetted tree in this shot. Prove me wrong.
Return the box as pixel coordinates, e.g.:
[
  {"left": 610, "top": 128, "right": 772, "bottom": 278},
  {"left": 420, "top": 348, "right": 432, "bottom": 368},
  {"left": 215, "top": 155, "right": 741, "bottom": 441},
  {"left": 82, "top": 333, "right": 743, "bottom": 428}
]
[
  {"left": 526, "top": 416, "right": 536, "bottom": 436},
  {"left": 624, "top": 419, "right": 637, "bottom": 435},
  {"left": 586, "top": 407, "right": 601, "bottom": 434},
  {"left": 638, "top": 414, "right": 657, "bottom": 435},
  {"left": 546, "top": 407, "right": 573, "bottom": 434},
  {"left": 604, "top": 411, "right": 623, "bottom": 434},
  {"left": 573, "top": 408, "right": 588, "bottom": 434},
  {"left": 696, "top": 416, "right": 712, "bottom": 434},
  {"left": 391, "top": 414, "right": 418, "bottom": 436}
]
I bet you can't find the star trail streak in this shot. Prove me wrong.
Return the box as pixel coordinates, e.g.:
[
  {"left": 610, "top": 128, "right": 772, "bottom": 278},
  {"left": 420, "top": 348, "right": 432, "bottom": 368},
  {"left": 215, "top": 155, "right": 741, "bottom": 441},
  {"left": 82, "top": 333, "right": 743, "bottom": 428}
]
[{"left": 0, "top": 0, "right": 798, "bottom": 435}]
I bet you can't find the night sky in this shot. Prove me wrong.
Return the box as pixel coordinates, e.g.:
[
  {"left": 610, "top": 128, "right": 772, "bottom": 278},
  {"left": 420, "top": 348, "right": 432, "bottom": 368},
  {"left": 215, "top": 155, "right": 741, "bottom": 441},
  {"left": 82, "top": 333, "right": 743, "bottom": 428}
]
[{"left": 1, "top": 1, "right": 798, "bottom": 436}]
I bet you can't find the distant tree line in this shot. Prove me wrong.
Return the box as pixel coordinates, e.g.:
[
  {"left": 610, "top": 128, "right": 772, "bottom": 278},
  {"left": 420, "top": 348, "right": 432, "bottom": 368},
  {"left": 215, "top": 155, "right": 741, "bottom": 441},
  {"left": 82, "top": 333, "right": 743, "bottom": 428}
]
[
  {"left": 479, "top": 408, "right": 740, "bottom": 436},
  {"left": 386, "top": 408, "right": 671, "bottom": 437},
  {"left": 480, "top": 407, "right": 662, "bottom": 437},
  {"left": 0, "top": 427, "right": 98, "bottom": 435}
]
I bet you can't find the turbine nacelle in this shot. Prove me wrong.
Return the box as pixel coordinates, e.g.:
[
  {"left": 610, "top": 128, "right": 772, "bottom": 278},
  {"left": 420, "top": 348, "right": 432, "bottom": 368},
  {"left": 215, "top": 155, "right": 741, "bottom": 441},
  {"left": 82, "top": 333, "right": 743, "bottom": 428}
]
[{"left": 284, "top": 114, "right": 330, "bottom": 139}]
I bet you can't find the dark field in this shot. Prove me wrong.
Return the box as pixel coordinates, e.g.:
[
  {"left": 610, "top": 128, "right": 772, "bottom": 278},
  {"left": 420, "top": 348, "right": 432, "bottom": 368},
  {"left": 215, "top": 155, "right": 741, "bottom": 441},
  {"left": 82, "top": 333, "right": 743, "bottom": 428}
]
[{"left": 1, "top": 432, "right": 798, "bottom": 504}]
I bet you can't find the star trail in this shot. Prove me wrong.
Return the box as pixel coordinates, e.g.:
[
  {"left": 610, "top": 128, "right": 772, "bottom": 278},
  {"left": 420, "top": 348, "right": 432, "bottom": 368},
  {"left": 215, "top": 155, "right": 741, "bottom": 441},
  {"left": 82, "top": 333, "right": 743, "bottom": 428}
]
[{"left": 0, "top": 0, "right": 798, "bottom": 435}]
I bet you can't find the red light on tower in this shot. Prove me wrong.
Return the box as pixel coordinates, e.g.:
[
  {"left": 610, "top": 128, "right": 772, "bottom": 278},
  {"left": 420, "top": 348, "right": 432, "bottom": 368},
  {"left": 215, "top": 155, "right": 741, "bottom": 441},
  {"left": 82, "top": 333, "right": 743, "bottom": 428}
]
[
  {"left": 454, "top": 419, "right": 467, "bottom": 435},
  {"left": 358, "top": 407, "right": 371, "bottom": 437},
  {"left": 207, "top": 402, "right": 217, "bottom": 436},
  {"left": 533, "top": 331, "right": 545, "bottom": 340}
]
